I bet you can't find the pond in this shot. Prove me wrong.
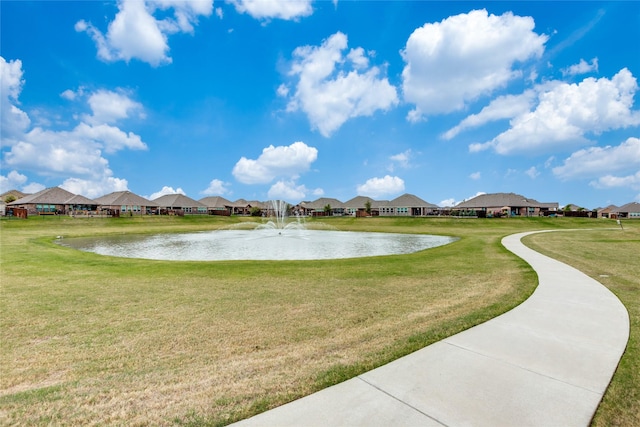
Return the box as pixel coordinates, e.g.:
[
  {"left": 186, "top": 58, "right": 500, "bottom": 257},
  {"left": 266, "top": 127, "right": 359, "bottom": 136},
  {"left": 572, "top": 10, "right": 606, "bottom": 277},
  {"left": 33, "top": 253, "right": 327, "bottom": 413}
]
[{"left": 57, "top": 229, "right": 457, "bottom": 261}]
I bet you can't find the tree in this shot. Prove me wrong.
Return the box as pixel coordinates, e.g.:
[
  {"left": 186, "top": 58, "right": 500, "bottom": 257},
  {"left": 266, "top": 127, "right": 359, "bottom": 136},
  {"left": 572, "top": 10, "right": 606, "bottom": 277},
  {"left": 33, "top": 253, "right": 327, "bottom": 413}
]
[
  {"left": 4, "top": 195, "right": 16, "bottom": 203},
  {"left": 365, "top": 200, "right": 371, "bottom": 215},
  {"left": 250, "top": 207, "right": 262, "bottom": 216},
  {"left": 324, "top": 204, "right": 331, "bottom": 216}
]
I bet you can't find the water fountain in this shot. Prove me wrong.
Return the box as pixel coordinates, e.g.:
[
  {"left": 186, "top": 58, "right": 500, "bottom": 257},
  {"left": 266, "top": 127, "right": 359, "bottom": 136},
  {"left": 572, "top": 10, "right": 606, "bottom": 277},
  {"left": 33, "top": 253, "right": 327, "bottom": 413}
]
[
  {"left": 256, "top": 200, "right": 306, "bottom": 233},
  {"left": 57, "top": 201, "right": 457, "bottom": 261}
]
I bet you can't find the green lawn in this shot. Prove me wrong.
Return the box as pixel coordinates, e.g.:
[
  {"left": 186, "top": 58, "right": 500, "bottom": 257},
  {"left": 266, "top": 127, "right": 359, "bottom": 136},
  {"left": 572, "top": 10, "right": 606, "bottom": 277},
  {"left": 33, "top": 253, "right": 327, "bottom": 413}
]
[{"left": 0, "top": 215, "right": 636, "bottom": 426}]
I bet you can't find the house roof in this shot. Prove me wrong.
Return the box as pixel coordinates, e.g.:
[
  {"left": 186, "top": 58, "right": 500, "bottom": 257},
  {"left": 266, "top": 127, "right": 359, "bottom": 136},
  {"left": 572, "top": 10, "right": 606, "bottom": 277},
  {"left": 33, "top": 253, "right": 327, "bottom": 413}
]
[
  {"left": 1, "top": 189, "right": 28, "bottom": 202},
  {"left": 199, "top": 196, "right": 233, "bottom": 208},
  {"left": 389, "top": 193, "right": 438, "bottom": 208},
  {"left": 456, "top": 192, "right": 544, "bottom": 209},
  {"left": 8, "top": 186, "right": 92, "bottom": 205},
  {"left": 614, "top": 202, "right": 640, "bottom": 213},
  {"left": 371, "top": 199, "right": 390, "bottom": 208},
  {"left": 343, "top": 196, "right": 375, "bottom": 208},
  {"left": 233, "top": 198, "right": 254, "bottom": 207},
  {"left": 302, "top": 197, "right": 345, "bottom": 209},
  {"left": 597, "top": 204, "right": 618, "bottom": 213},
  {"left": 562, "top": 203, "right": 584, "bottom": 211},
  {"left": 153, "top": 193, "right": 206, "bottom": 208},
  {"left": 93, "top": 191, "right": 157, "bottom": 207},
  {"left": 66, "top": 194, "right": 99, "bottom": 205}
]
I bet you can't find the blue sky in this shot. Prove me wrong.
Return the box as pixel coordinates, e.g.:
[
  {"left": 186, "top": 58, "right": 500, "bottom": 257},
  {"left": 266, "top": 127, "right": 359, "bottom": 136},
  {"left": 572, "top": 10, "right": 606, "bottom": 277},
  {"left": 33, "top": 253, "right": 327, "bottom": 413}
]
[{"left": 1, "top": 1, "right": 639, "bottom": 208}]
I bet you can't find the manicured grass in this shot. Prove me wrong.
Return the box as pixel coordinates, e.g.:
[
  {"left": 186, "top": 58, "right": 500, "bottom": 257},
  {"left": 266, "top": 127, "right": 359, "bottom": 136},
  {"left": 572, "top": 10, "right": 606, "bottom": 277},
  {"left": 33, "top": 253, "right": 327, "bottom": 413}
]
[
  {"left": 0, "top": 215, "right": 630, "bottom": 425},
  {"left": 524, "top": 224, "right": 640, "bottom": 427}
]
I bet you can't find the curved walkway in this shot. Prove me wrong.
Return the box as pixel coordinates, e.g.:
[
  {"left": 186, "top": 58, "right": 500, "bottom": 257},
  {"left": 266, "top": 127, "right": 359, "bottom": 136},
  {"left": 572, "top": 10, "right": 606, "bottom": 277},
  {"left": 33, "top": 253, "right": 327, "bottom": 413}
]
[{"left": 233, "top": 230, "right": 629, "bottom": 426}]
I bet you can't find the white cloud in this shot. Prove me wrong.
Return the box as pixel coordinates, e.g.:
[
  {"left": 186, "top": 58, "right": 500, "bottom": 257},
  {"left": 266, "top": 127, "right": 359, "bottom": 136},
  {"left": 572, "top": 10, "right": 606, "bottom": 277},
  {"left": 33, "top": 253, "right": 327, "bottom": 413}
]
[
  {"left": 469, "top": 172, "right": 481, "bottom": 180},
  {"left": 0, "top": 56, "right": 147, "bottom": 190},
  {"left": 390, "top": 150, "right": 412, "bottom": 168},
  {"left": 0, "top": 170, "right": 28, "bottom": 193},
  {"left": 5, "top": 123, "right": 147, "bottom": 176},
  {"left": 472, "top": 69, "right": 640, "bottom": 155},
  {"left": 85, "top": 89, "right": 145, "bottom": 124},
  {"left": 0, "top": 57, "right": 30, "bottom": 140},
  {"left": 0, "top": 170, "right": 46, "bottom": 195},
  {"left": 228, "top": 0, "right": 313, "bottom": 21},
  {"left": 60, "top": 89, "right": 76, "bottom": 101},
  {"left": 525, "top": 166, "right": 540, "bottom": 179},
  {"left": 401, "top": 9, "right": 547, "bottom": 121},
  {"left": 438, "top": 198, "right": 457, "bottom": 207},
  {"left": 276, "top": 83, "right": 289, "bottom": 97},
  {"left": 232, "top": 141, "right": 318, "bottom": 184},
  {"left": 285, "top": 32, "right": 398, "bottom": 137},
  {"left": 439, "top": 191, "right": 487, "bottom": 207},
  {"left": 0, "top": 57, "right": 24, "bottom": 100},
  {"left": 562, "top": 57, "right": 598, "bottom": 76},
  {"left": 201, "top": 179, "right": 231, "bottom": 196},
  {"left": 590, "top": 171, "right": 640, "bottom": 190},
  {"left": 76, "top": 0, "right": 213, "bottom": 66},
  {"left": 267, "top": 180, "right": 308, "bottom": 201},
  {"left": 61, "top": 176, "right": 129, "bottom": 199},
  {"left": 147, "top": 185, "right": 186, "bottom": 200},
  {"left": 23, "top": 182, "right": 46, "bottom": 194},
  {"left": 443, "top": 91, "right": 535, "bottom": 140},
  {"left": 463, "top": 191, "right": 487, "bottom": 203},
  {"left": 553, "top": 137, "right": 640, "bottom": 180},
  {"left": 387, "top": 149, "right": 414, "bottom": 172},
  {"left": 356, "top": 175, "right": 405, "bottom": 198}
]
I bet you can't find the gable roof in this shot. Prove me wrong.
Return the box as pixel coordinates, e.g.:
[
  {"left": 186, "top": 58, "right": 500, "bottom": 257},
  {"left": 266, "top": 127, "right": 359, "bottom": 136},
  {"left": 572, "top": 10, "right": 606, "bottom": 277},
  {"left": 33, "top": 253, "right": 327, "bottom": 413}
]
[
  {"left": 153, "top": 193, "right": 206, "bottom": 208},
  {"left": 8, "top": 186, "right": 89, "bottom": 205},
  {"left": 456, "top": 192, "right": 543, "bottom": 209},
  {"left": 614, "top": 202, "right": 640, "bottom": 213},
  {"left": 371, "top": 199, "right": 390, "bottom": 208},
  {"left": 343, "top": 196, "right": 375, "bottom": 208},
  {"left": 1, "top": 189, "right": 27, "bottom": 202},
  {"left": 597, "top": 204, "right": 618, "bottom": 213},
  {"left": 93, "top": 191, "right": 157, "bottom": 207},
  {"left": 389, "top": 193, "right": 438, "bottom": 208},
  {"left": 199, "top": 196, "right": 233, "bottom": 208},
  {"left": 65, "top": 194, "right": 99, "bottom": 205},
  {"left": 302, "top": 197, "right": 344, "bottom": 209},
  {"left": 233, "top": 198, "right": 253, "bottom": 207}
]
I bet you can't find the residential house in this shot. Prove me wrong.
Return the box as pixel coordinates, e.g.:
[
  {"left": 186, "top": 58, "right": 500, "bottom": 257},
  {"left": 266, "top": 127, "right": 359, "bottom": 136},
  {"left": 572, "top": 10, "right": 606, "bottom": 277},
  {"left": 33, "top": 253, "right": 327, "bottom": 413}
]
[
  {"left": 300, "top": 198, "right": 345, "bottom": 216},
  {"left": 455, "top": 193, "right": 559, "bottom": 217},
  {"left": 93, "top": 191, "right": 157, "bottom": 216},
  {"left": 231, "top": 199, "right": 259, "bottom": 215},
  {"left": 153, "top": 193, "right": 207, "bottom": 215},
  {"left": 199, "top": 196, "right": 233, "bottom": 216},
  {"left": 597, "top": 205, "right": 618, "bottom": 219},
  {"left": 1, "top": 190, "right": 28, "bottom": 216},
  {"left": 344, "top": 196, "right": 377, "bottom": 216},
  {"left": 387, "top": 193, "right": 439, "bottom": 216},
  {"left": 7, "top": 186, "right": 98, "bottom": 215},
  {"left": 613, "top": 202, "right": 640, "bottom": 219}
]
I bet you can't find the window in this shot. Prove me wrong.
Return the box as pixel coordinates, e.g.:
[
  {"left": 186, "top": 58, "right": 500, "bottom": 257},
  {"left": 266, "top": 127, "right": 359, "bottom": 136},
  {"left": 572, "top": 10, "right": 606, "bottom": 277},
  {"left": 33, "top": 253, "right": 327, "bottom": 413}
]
[{"left": 36, "top": 204, "right": 56, "bottom": 212}]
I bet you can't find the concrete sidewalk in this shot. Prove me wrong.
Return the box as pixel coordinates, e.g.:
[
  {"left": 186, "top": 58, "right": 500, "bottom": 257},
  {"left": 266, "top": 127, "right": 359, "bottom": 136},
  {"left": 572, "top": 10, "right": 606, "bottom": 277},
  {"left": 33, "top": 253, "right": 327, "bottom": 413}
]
[{"left": 232, "top": 230, "right": 629, "bottom": 426}]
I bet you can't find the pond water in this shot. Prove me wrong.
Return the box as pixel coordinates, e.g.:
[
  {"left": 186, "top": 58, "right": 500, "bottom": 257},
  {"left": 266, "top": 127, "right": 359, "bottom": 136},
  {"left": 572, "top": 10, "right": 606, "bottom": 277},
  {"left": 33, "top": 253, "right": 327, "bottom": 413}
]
[{"left": 58, "top": 229, "right": 457, "bottom": 261}]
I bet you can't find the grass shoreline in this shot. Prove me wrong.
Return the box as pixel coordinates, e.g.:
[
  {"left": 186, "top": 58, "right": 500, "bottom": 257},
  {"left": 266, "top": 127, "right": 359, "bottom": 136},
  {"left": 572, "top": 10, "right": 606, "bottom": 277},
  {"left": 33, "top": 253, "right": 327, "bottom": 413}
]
[{"left": 1, "top": 216, "right": 636, "bottom": 426}]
